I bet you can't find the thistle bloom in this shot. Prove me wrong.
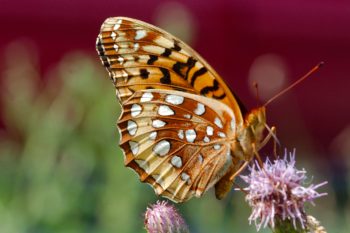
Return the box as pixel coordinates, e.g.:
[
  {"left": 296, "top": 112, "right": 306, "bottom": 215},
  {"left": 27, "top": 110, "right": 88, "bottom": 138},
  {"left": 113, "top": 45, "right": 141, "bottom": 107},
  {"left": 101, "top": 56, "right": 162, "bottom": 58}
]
[
  {"left": 144, "top": 200, "right": 189, "bottom": 233},
  {"left": 241, "top": 150, "right": 327, "bottom": 231}
]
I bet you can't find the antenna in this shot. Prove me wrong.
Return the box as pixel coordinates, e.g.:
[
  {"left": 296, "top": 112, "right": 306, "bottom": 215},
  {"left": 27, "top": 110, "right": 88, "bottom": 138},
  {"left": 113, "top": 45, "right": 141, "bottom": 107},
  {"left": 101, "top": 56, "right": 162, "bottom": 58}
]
[
  {"left": 264, "top": 62, "right": 324, "bottom": 107},
  {"left": 253, "top": 81, "right": 261, "bottom": 107}
]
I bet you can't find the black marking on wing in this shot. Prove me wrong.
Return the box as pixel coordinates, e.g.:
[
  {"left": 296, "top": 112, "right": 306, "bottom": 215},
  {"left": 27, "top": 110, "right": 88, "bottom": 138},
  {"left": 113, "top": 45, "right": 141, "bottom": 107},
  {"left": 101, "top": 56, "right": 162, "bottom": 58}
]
[
  {"left": 173, "top": 42, "right": 181, "bottom": 52},
  {"left": 96, "top": 39, "right": 105, "bottom": 56},
  {"left": 147, "top": 55, "right": 158, "bottom": 65},
  {"left": 172, "top": 57, "right": 197, "bottom": 81},
  {"left": 160, "top": 68, "right": 171, "bottom": 84},
  {"left": 200, "top": 79, "right": 219, "bottom": 95},
  {"left": 185, "top": 57, "right": 197, "bottom": 80},
  {"left": 140, "top": 69, "right": 150, "bottom": 79},
  {"left": 101, "top": 57, "right": 110, "bottom": 68},
  {"left": 96, "top": 38, "right": 110, "bottom": 68},
  {"left": 162, "top": 48, "right": 172, "bottom": 57},
  {"left": 172, "top": 62, "right": 186, "bottom": 77},
  {"left": 190, "top": 67, "right": 208, "bottom": 86}
]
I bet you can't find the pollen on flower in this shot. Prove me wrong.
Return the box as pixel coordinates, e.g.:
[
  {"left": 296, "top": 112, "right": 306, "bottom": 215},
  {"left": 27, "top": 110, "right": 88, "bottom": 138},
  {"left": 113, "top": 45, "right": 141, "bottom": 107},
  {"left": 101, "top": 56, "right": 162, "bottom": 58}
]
[
  {"left": 144, "top": 200, "right": 189, "bottom": 233},
  {"left": 240, "top": 150, "right": 327, "bottom": 231}
]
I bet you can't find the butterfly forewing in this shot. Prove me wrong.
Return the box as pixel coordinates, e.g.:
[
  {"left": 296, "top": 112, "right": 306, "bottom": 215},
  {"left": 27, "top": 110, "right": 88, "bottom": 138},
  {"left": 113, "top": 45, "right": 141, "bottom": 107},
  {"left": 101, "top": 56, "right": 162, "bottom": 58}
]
[
  {"left": 96, "top": 17, "right": 243, "bottom": 123},
  {"left": 118, "top": 89, "right": 237, "bottom": 202}
]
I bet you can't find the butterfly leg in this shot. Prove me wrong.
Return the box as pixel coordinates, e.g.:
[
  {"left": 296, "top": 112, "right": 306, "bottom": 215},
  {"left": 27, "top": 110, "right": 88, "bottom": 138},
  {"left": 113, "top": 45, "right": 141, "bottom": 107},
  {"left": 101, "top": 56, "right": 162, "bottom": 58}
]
[
  {"left": 229, "top": 160, "right": 249, "bottom": 181},
  {"left": 258, "top": 125, "right": 278, "bottom": 151},
  {"left": 272, "top": 126, "right": 278, "bottom": 158},
  {"left": 261, "top": 125, "right": 279, "bottom": 158},
  {"left": 251, "top": 143, "right": 264, "bottom": 168}
]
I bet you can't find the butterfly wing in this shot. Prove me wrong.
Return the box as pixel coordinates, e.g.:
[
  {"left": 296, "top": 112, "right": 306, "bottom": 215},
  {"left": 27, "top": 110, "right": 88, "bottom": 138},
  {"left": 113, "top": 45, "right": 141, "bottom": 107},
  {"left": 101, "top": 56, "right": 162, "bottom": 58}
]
[
  {"left": 96, "top": 17, "right": 244, "bottom": 123},
  {"left": 118, "top": 89, "right": 239, "bottom": 202},
  {"left": 96, "top": 17, "right": 248, "bottom": 202}
]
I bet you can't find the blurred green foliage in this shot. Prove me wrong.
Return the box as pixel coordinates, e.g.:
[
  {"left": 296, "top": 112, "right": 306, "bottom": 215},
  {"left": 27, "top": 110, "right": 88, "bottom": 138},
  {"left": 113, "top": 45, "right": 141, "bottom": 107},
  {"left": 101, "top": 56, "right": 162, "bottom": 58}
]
[{"left": 0, "top": 41, "right": 347, "bottom": 233}]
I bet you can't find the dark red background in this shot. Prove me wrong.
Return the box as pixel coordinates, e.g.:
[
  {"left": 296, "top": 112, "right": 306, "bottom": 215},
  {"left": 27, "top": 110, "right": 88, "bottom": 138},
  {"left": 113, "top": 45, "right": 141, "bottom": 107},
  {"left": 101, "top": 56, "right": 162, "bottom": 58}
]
[{"left": 1, "top": 0, "right": 349, "bottom": 210}]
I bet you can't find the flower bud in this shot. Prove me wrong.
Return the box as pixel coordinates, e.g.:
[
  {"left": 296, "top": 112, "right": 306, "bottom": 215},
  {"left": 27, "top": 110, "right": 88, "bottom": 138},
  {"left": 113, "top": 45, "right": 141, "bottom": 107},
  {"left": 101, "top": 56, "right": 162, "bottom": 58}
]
[{"left": 144, "top": 200, "right": 189, "bottom": 233}]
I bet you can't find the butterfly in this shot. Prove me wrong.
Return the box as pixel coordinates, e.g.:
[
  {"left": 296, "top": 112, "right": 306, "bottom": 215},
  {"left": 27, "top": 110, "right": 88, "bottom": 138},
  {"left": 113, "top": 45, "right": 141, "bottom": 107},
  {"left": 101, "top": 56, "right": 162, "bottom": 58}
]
[{"left": 96, "top": 17, "right": 271, "bottom": 203}]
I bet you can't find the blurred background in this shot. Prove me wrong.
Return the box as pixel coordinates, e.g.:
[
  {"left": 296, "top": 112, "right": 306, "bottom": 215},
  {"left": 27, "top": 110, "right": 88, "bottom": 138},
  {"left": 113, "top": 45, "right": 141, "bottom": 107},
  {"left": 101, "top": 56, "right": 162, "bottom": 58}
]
[{"left": 1, "top": 0, "right": 349, "bottom": 232}]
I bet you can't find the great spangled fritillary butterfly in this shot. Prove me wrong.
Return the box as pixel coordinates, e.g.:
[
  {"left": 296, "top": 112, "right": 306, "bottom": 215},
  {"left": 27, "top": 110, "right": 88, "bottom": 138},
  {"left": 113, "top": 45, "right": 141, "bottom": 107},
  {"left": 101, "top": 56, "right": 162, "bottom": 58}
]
[{"left": 96, "top": 17, "right": 268, "bottom": 203}]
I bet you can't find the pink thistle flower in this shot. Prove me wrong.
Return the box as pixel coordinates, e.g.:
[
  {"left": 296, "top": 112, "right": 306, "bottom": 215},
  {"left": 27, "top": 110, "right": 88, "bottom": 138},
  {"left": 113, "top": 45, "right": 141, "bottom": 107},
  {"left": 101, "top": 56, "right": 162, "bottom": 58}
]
[
  {"left": 144, "top": 200, "right": 189, "bottom": 233},
  {"left": 241, "top": 150, "right": 327, "bottom": 231}
]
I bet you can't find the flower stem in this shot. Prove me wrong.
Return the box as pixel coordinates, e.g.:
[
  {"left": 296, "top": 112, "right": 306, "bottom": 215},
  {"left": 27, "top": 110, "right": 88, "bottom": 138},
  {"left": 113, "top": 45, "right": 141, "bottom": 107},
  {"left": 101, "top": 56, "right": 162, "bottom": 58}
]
[{"left": 271, "top": 218, "right": 308, "bottom": 233}]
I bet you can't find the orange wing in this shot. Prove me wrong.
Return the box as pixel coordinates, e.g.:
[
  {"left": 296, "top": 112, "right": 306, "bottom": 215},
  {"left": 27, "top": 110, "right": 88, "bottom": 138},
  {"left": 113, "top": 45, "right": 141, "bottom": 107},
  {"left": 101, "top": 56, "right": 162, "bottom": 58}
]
[
  {"left": 96, "top": 17, "right": 244, "bottom": 123},
  {"left": 118, "top": 89, "right": 238, "bottom": 202},
  {"left": 96, "top": 17, "right": 250, "bottom": 202}
]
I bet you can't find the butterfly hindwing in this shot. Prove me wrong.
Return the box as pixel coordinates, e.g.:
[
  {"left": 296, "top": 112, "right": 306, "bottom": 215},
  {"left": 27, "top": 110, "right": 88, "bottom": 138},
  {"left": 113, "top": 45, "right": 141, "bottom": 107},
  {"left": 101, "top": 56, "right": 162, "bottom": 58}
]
[{"left": 118, "top": 89, "right": 237, "bottom": 202}]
